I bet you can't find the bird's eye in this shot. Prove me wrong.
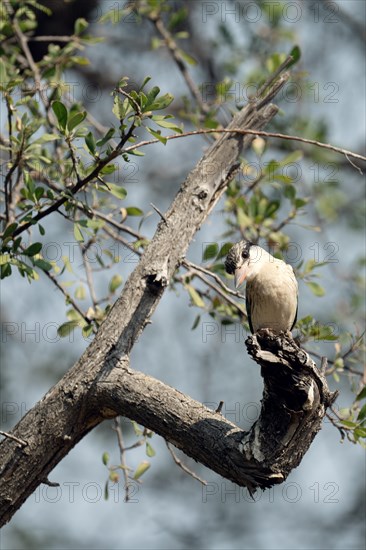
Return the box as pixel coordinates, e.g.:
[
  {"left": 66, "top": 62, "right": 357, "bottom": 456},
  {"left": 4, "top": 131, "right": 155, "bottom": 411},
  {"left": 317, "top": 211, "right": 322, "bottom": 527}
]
[{"left": 241, "top": 250, "right": 249, "bottom": 259}]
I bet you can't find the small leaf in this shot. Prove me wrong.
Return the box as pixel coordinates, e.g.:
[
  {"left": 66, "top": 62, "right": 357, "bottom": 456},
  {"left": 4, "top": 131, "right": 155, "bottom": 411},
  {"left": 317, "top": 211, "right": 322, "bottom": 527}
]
[
  {"left": 74, "top": 17, "right": 88, "bottom": 34},
  {"left": 33, "top": 259, "right": 52, "bottom": 271},
  {"left": 133, "top": 461, "right": 150, "bottom": 480},
  {"left": 126, "top": 207, "right": 143, "bottom": 216},
  {"left": 145, "top": 442, "right": 156, "bottom": 457},
  {"left": 307, "top": 281, "right": 325, "bottom": 297},
  {"left": 84, "top": 132, "right": 96, "bottom": 155},
  {"left": 82, "top": 324, "right": 93, "bottom": 338},
  {"left": 203, "top": 243, "right": 218, "bottom": 261},
  {"left": 102, "top": 452, "right": 110, "bottom": 466},
  {"left": 75, "top": 285, "right": 86, "bottom": 300},
  {"left": 217, "top": 242, "right": 233, "bottom": 260},
  {"left": 74, "top": 224, "right": 84, "bottom": 242},
  {"left": 24, "top": 242, "right": 42, "bottom": 257},
  {"left": 191, "top": 314, "right": 201, "bottom": 330},
  {"left": 187, "top": 285, "right": 205, "bottom": 308},
  {"left": 67, "top": 111, "right": 87, "bottom": 132},
  {"left": 52, "top": 100, "right": 68, "bottom": 130},
  {"left": 357, "top": 404, "right": 366, "bottom": 422},
  {"left": 106, "top": 183, "right": 127, "bottom": 200},
  {"left": 288, "top": 45, "right": 301, "bottom": 68},
  {"left": 146, "top": 127, "right": 167, "bottom": 145},
  {"left": 2, "top": 223, "right": 18, "bottom": 239},
  {"left": 57, "top": 320, "right": 80, "bottom": 337},
  {"left": 104, "top": 480, "right": 109, "bottom": 501},
  {"left": 109, "top": 274, "right": 123, "bottom": 293},
  {"left": 356, "top": 387, "right": 366, "bottom": 401}
]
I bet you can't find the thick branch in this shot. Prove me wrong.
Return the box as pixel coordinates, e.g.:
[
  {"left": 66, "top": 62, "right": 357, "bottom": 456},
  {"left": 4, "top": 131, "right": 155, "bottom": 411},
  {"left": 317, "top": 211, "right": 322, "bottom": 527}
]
[
  {"left": 242, "top": 330, "right": 338, "bottom": 485},
  {"left": 0, "top": 74, "right": 291, "bottom": 526}
]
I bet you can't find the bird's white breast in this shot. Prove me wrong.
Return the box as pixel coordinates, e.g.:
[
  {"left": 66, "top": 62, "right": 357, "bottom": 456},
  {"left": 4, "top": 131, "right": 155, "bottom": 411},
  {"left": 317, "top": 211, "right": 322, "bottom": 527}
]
[{"left": 246, "top": 260, "right": 298, "bottom": 333}]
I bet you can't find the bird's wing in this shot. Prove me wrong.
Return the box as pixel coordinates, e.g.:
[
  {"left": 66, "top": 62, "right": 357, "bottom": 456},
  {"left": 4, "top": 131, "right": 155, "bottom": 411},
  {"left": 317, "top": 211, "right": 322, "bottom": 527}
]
[
  {"left": 289, "top": 265, "right": 298, "bottom": 330},
  {"left": 245, "top": 284, "right": 254, "bottom": 334}
]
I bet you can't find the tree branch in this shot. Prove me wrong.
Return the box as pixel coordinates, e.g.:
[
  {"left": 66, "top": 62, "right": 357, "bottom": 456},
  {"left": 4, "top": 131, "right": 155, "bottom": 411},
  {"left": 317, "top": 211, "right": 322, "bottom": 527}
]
[{"left": 1, "top": 71, "right": 326, "bottom": 527}]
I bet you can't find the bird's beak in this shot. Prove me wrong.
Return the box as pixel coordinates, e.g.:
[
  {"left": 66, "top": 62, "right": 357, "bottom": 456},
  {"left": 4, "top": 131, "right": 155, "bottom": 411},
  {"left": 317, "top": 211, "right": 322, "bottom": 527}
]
[{"left": 234, "top": 264, "right": 249, "bottom": 288}]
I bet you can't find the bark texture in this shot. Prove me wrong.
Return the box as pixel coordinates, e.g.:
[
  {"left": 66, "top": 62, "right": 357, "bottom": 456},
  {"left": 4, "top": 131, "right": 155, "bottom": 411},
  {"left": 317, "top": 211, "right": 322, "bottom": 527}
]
[{"left": 0, "top": 72, "right": 335, "bottom": 526}]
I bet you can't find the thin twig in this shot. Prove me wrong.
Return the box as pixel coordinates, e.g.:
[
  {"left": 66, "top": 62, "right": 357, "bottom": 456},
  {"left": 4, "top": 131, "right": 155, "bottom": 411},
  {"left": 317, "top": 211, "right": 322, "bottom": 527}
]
[
  {"left": 43, "top": 269, "right": 94, "bottom": 329},
  {"left": 152, "top": 16, "right": 210, "bottom": 115},
  {"left": 0, "top": 431, "right": 27, "bottom": 447},
  {"left": 112, "top": 418, "right": 131, "bottom": 502},
  {"left": 150, "top": 202, "right": 167, "bottom": 223},
  {"left": 166, "top": 441, "right": 207, "bottom": 486},
  {"left": 182, "top": 263, "right": 247, "bottom": 319},
  {"left": 123, "top": 128, "right": 366, "bottom": 164},
  {"left": 182, "top": 259, "right": 245, "bottom": 300}
]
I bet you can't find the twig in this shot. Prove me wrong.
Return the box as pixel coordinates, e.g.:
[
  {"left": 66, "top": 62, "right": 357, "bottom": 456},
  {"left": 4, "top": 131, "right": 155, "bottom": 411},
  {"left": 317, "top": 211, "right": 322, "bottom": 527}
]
[
  {"left": 123, "top": 128, "right": 366, "bottom": 164},
  {"left": 103, "top": 226, "right": 142, "bottom": 258},
  {"left": 150, "top": 202, "right": 167, "bottom": 223},
  {"left": 257, "top": 55, "right": 294, "bottom": 98},
  {"left": 42, "top": 478, "right": 60, "bottom": 487},
  {"left": 151, "top": 16, "right": 210, "bottom": 115},
  {"left": 181, "top": 263, "right": 247, "bottom": 319},
  {"left": 117, "top": 88, "right": 143, "bottom": 117},
  {"left": 43, "top": 269, "right": 94, "bottom": 329},
  {"left": 0, "top": 431, "right": 27, "bottom": 447},
  {"left": 182, "top": 259, "right": 245, "bottom": 300},
  {"left": 80, "top": 240, "right": 98, "bottom": 307},
  {"left": 112, "top": 418, "right": 131, "bottom": 502},
  {"left": 166, "top": 442, "right": 207, "bottom": 486}
]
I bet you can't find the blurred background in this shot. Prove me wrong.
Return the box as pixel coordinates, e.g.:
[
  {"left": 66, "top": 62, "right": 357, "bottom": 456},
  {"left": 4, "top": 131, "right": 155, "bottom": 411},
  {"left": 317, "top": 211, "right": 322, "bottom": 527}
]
[{"left": 1, "top": 1, "right": 365, "bottom": 548}]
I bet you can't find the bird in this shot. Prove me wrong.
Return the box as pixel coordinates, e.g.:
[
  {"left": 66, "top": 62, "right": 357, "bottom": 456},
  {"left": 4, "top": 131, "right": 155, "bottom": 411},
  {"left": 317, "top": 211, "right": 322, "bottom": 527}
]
[{"left": 225, "top": 240, "right": 298, "bottom": 334}]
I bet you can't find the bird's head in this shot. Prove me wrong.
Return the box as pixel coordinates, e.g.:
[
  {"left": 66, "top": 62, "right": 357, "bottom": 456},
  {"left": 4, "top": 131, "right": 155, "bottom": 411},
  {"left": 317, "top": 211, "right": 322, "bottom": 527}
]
[{"left": 225, "top": 240, "right": 268, "bottom": 288}]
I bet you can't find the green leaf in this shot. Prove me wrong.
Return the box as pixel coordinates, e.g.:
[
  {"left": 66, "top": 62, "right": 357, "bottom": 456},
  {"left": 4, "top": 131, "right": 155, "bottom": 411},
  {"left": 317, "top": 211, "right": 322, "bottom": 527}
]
[
  {"left": 356, "top": 387, "right": 366, "bottom": 401},
  {"left": 149, "top": 92, "right": 174, "bottom": 111},
  {"left": 52, "top": 100, "right": 68, "bottom": 130},
  {"left": 307, "top": 281, "right": 325, "bottom": 297},
  {"left": 24, "top": 242, "right": 42, "bottom": 256},
  {"left": 104, "top": 481, "right": 109, "bottom": 501},
  {"left": 33, "top": 258, "right": 52, "bottom": 271},
  {"left": 203, "top": 243, "right": 218, "bottom": 261},
  {"left": 100, "top": 164, "right": 117, "bottom": 175},
  {"left": 288, "top": 45, "right": 301, "bottom": 68},
  {"left": 75, "top": 285, "right": 86, "bottom": 300},
  {"left": 146, "top": 127, "right": 167, "bottom": 145},
  {"left": 106, "top": 183, "right": 127, "bottom": 200},
  {"left": 109, "top": 274, "right": 123, "bottom": 293},
  {"left": 96, "top": 128, "right": 115, "bottom": 147},
  {"left": 0, "top": 254, "right": 11, "bottom": 266},
  {"left": 154, "top": 119, "right": 182, "bottom": 133},
  {"left": 82, "top": 324, "right": 93, "bottom": 338},
  {"left": 357, "top": 404, "right": 366, "bottom": 422},
  {"left": 57, "top": 320, "right": 80, "bottom": 337},
  {"left": 2, "top": 223, "right": 18, "bottom": 239},
  {"left": 217, "top": 242, "right": 233, "bottom": 260},
  {"left": 145, "top": 442, "right": 156, "bottom": 457},
  {"left": 74, "top": 17, "right": 88, "bottom": 34},
  {"left": 31, "top": 133, "right": 59, "bottom": 144},
  {"left": 102, "top": 452, "right": 110, "bottom": 466},
  {"left": 85, "top": 132, "right": 96, "bottom": 154},
  {"left": 187, "top": 285, "right": 205, "bottom": 308},
  {"left": 67, "top": 111, "right": 86, "bottom": 132},
  {"left": 133, "top": 461, "right": 150, "bottom": 480},
  {"left": 341, "top": 420, "right": 357, "bottom": 428},
  {"left": 191, "top": 314, "right": 201, "bottom": 330},
  {"left": 126, "top": 207, "right": 143, "bottom": 216},
  {"left": 74, "top": 224, "right": 84, "bottom": 242},
  {"left": 140, "top": 76, "right": 152, "bottom": 91}
]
